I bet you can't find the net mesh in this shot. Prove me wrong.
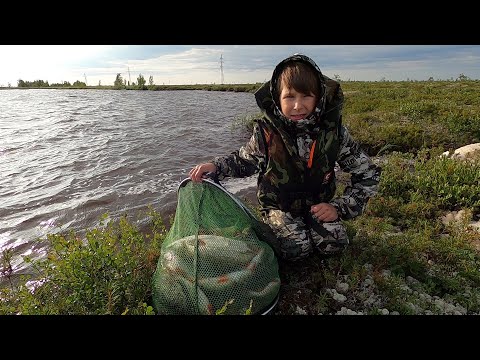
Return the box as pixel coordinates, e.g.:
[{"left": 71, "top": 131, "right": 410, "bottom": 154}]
[{"left": 152, "top": 178, "right": 280, "bottom": 315}]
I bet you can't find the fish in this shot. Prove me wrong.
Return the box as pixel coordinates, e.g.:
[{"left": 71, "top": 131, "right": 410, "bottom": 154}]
[
  {"left": 158, "top": 234, "right": 277, "bottom": 314},
  {"left": 197, "top": 248, "right": 267, "bottom": 293},
  {"left": 165, "top": 234, "right": 258, "bottom": 266},
  {"left": 249, "top": 279, "right": 281, "bottom": 299},
  {"left": 156, "top": 269, "right": 213, "bottom": 315}
]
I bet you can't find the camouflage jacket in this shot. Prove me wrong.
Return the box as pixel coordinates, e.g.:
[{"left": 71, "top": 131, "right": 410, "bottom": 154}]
[{"left": 213, "top": 57, "right": 381, "bottom": 220}]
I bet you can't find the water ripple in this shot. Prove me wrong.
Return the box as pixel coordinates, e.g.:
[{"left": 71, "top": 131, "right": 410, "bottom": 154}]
[{"left": 0, "top": 89, "right": 259, "bottom": 274}]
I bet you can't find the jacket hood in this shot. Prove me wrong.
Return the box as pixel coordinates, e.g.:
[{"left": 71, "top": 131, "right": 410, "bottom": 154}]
[{"left": 254, "top": 54, "right": 327, "bottom": 124}]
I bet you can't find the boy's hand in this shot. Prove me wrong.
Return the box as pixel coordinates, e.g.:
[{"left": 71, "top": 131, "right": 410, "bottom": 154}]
[
  {"left": 311, "top": 203, "right": 339, "bottom": 222},
  {"left": 189, "top": 163, "right": 217, "bottom": 182}
]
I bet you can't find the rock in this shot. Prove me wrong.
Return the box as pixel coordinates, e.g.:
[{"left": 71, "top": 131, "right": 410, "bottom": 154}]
[{"left": 441, "top": 143, "right": 480, "bottom": 160}]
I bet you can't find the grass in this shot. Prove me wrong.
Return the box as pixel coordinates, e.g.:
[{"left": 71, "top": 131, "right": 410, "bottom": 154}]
[{"left": 1, "top": 80, "right": 480, "bottom": 315}]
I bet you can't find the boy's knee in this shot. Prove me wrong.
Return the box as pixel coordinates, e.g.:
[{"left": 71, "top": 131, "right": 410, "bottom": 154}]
[
  {"left": 263, "top": 209, "right": 312, "bottom": 260},
  {"left": 277, "top": 230, "right": 312, "bottom": 261},
  {"left": 279, "top": 242, "right": 312, "bottom": 261}
]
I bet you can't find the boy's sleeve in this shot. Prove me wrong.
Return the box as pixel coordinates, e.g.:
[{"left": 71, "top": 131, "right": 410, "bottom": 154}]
[
  {"left": 329, "top": 126, "right": 382, "bottom": 220},
  {"left": 211, "top": 122, "right": 266, "bottom": 180}
]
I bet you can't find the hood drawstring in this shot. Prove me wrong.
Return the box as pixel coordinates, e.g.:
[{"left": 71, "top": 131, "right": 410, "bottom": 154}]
[{"left": 307, "top": 140, "right": 317, "bottom": 169}]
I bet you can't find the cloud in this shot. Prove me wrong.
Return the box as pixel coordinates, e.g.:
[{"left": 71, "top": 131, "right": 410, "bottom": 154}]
[{"left": 1, "top": 45, "right": 479, "bottom": 86}]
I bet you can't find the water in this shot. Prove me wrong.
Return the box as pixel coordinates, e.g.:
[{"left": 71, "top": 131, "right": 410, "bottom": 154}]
[{"left": 0, "top": 89, "right": 258, "bottom": 276}]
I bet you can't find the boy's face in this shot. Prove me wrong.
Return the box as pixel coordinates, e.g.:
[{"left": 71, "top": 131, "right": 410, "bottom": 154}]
[{"left": 279, "top": 87, "right": 317, "bottom": 121}]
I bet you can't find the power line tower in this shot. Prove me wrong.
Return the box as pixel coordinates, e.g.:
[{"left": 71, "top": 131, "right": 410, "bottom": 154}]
[{"left": 220, "top": 54, "right": 224, "bottom": 84}]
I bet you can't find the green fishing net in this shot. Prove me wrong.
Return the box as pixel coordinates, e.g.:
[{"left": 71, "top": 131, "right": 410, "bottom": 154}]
[{"left": 152, "top": 178, "right": 280, "bottom": 315}]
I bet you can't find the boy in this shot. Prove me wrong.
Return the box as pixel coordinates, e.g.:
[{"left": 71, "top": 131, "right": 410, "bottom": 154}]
[{"left": 190, "top": 53, "right": 381, "bottom": 261}]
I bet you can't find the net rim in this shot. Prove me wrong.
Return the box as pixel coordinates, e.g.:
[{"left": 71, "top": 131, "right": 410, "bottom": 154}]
[
  {"left": 178, "top": 177, "right": 256, "bottom": 219},
  {"left": 260, "top": 293, "right": 279, "bottom": 315}
]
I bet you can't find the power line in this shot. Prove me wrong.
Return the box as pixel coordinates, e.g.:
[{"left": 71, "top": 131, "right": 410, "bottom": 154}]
[{"left": 220, "top": 54, "right": 224, "bottom": 85}]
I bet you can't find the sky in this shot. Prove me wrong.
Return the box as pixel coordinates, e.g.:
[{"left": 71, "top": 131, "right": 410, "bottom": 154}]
[{"left": 0, "top": 45, "right": 479, "bottom": 87}]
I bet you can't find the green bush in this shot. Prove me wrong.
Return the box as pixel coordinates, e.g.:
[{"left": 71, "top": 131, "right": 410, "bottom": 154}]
[{"left": 0, "top": 210, "right": 167, "bottom": 315}]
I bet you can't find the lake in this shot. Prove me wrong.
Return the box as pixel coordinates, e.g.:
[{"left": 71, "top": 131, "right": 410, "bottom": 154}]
[{"left": 0, "top": 88, "right": 259, "bottom": 277}]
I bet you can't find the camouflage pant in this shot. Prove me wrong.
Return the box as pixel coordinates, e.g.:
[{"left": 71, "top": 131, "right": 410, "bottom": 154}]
[{"left": 263, "top": 209, "right": 349, "bottom": 261}]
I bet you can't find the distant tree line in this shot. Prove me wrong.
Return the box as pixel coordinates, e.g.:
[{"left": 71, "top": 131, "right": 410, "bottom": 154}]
[
  {"left": 114, "top": 73, "right": 151, "bottom": 90},
  {"left": 51, "top": 80, "right": 87, "bottom": 87},
  {"left": 11, "top": 72, "right": 476, "bottom": 91},
  {"left": 17, "top": 79, "right": 87, "bottom": 88},
  {"left": 17, "top": 79, "right": 50, "bottom": 87},
  {"left": 15, "top": 73, "right": 151, "bottom": 89}
]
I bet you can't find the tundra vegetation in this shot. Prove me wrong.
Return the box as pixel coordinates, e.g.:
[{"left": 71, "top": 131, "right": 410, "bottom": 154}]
[{"left": 1, "top": 79, "right": 480, "bottom": 315}]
